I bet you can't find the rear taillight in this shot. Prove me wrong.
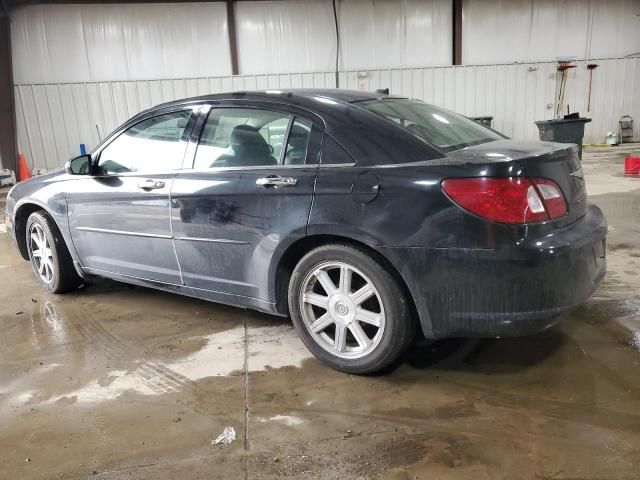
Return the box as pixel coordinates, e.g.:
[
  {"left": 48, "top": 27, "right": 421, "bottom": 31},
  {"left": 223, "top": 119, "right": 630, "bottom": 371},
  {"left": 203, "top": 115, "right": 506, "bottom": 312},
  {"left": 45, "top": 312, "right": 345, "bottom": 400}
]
[
  {"left": 532, "top": 178, "right": 566, "bottom": 219},
  {"left": 441, "top": 177, "right": 567, "bottom": 224}
]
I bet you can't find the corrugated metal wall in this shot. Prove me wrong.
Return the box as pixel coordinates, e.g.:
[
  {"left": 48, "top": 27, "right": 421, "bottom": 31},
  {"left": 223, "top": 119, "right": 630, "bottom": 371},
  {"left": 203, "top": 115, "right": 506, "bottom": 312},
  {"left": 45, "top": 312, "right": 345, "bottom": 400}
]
[
  {"left": 9, "top": 0, "right": 640, "bottom": 171},
  {"left": 10, "top": 0, "right": 454, "bottom": 84},
  {"left": 13, "top": 0, "right": 639, "bottom": 81},
  {"left": 14, "top": 56, "right": 640, "bottom": 172},
  {"left": 10, "top": 3, "right": 232, "bottom": 83},
  {"left": 235, "top": 0, "right": 453, "bottom": 74},
  {"left": 463, "top": 0, "right": 640, "bottom": 64}
]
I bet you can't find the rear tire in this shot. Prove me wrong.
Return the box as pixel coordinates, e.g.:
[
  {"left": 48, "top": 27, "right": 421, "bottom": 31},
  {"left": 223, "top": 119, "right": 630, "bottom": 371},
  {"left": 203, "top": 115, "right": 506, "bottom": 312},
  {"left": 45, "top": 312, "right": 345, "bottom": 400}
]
[
  {"left": 26, "top": 211, "right": 82, "bottom": 294},
  {"left": 288, "top": 244, "right": 415, "bottom": 374}
]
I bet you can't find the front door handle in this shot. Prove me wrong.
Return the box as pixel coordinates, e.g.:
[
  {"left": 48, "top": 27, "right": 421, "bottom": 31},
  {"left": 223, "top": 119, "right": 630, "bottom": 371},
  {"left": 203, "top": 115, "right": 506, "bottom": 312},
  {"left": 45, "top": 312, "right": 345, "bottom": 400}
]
[
  {"left": 138, "top": 179, "right": 165, "bottom": 191},
  {"left": 256, "top": 175, "right": 297, "bottom": 188}
]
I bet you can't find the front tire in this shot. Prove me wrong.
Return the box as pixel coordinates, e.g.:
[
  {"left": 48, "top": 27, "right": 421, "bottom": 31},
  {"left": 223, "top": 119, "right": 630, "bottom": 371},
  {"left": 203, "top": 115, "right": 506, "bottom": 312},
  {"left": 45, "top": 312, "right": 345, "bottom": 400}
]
[
  {"left": 288, "top": 244, "right": 415, "bottom": 374},
  {"left": 26, "top": 211, "right": 82, "bottom": 293}
]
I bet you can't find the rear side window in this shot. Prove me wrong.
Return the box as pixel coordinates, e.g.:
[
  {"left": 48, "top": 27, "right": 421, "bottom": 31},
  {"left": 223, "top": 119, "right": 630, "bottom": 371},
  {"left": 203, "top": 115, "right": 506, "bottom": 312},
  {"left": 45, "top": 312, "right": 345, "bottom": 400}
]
[
  {"left": 321, "top": 135, "right": 355, "bottom": 165},
  {"left": 283, "top": 119, "right": 312, "bottom": 165},
  {"left": 357, "top": 99, "right": 502, "bottom": 153},
  {"left": 97, "top": 111, "right": 192, "bottom": 174},
  {"left": 194, "top": 108, "right": 298, "bottom": 169}
]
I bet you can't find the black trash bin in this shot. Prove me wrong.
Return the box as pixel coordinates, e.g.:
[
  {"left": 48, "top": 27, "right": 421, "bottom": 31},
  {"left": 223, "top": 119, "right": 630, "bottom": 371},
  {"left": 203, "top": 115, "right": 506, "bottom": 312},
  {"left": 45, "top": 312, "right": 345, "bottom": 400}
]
[
  {"left": 535, "top": 117, "right": 591, "bottom": 159},
  {"left": 471, "top": 116, "right": 493, "bottom": 128}
]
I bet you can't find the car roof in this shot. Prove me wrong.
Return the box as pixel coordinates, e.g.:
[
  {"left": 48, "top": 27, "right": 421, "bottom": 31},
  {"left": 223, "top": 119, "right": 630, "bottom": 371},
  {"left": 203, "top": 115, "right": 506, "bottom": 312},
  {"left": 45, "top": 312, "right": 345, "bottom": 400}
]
[{"left": 145, "top": 88, "right": 406, "bottom": 114}]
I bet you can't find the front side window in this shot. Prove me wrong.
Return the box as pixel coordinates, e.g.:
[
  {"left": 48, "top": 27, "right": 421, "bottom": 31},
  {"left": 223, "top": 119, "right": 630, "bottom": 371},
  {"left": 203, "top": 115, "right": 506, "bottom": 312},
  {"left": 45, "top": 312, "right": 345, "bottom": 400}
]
[
  {"left": 98, "top": 110, "right": 192, "bottom": 174},
  {"left": 357, "top": 99, "right": 502, "bottom": 153}
]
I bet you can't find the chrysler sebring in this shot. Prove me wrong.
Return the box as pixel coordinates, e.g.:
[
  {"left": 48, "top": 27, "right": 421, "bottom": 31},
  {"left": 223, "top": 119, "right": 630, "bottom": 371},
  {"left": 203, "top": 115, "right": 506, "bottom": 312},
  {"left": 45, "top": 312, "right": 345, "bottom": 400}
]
[{"left": 4, "top": 89, "right": 607, "bottom": 373}]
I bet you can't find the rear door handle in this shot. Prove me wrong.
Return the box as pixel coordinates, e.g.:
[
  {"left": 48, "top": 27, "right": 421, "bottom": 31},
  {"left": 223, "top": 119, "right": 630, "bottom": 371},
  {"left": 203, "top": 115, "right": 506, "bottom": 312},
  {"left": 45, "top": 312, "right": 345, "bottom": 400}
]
[
  {"left": 137, "top": 179, "right": 165, "bottom": 191},
  {"left": 256, "top": 175, "right": 297, "bottom": 188}
]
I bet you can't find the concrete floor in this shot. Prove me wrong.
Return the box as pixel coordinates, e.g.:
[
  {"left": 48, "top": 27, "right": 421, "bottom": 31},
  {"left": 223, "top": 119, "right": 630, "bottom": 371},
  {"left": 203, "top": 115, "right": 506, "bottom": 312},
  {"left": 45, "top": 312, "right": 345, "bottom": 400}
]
[{"left": 1, "top": 145, "right": 639, "bottom": 480}]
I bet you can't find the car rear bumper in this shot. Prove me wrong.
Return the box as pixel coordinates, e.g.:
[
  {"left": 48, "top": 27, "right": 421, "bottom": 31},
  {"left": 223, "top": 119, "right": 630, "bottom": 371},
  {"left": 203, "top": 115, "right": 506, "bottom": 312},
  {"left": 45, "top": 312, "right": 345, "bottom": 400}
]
[{"left": 379, "top": 204, "right": 607, "bottom": 338}]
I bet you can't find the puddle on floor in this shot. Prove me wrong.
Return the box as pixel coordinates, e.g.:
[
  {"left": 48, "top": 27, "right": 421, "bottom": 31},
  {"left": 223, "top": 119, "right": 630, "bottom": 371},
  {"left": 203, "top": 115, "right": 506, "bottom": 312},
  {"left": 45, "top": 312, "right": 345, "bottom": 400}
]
[
  {"left": 2, "top": 299, "right": 313, "bottom": 407},
  {"left": 257, "top": 415, "right": 305, "bottom": 426}
]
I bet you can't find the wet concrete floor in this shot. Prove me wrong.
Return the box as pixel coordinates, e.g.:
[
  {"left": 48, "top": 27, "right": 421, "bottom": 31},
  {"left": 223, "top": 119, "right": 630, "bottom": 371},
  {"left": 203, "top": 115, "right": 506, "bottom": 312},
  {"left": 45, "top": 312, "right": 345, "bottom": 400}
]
[{"left": 1, "top": 145, "right": 640, "bottom": 479}]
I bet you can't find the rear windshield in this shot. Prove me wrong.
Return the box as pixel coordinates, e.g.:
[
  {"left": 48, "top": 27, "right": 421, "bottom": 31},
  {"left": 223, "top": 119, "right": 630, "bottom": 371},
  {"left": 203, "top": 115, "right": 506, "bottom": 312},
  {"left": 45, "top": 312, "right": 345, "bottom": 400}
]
[{"left": 357, "top": 98, "right": 502, "bottom": 153}]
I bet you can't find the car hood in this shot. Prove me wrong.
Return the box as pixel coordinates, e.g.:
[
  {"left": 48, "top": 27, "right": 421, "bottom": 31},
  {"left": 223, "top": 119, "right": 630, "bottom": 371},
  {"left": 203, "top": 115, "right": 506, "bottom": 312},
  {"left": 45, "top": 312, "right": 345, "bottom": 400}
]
[
  {"left": 6, "top": 169, "right": 66, "bottom": 213},
  {"left": 26, "top": 169, "right": 66, "bottom": 182},
  {"left": 12, "top": 169, "right": 66, "bottom": 191}
]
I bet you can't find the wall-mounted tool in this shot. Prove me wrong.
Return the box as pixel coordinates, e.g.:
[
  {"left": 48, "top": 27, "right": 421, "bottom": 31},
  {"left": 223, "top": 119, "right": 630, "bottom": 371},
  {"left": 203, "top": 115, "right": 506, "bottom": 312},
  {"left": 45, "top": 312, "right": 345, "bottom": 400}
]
[
  {"left": 586, "top": 64, "right": 598, "bottom": 112},
  {"left": 556, "top": 62, "right": 576, "bottom": 116}
]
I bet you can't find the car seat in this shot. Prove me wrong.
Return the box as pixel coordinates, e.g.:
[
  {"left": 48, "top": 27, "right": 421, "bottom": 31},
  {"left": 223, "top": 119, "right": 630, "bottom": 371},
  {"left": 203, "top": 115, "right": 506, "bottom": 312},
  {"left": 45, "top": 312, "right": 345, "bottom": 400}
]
[{"left": 213, "top": 125, "right": 277, "bottom": 167}]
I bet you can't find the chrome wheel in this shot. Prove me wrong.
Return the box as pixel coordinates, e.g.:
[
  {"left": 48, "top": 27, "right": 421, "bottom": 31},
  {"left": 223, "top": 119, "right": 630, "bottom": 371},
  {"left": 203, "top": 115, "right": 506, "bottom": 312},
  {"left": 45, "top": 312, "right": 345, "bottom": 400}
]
[
  {"left": 29, "top": 223, "right": 54, "bottom": 284},
  {"left": 299, "top": 261, "right": 386, "bottom": 359}
]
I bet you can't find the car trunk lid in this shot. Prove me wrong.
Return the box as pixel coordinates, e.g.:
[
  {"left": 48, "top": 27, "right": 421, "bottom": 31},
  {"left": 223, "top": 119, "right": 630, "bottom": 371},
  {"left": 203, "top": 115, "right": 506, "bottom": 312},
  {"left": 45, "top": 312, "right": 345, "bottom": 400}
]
[{"left": 447, "top": 140, "right": 587, "bottom": 227}]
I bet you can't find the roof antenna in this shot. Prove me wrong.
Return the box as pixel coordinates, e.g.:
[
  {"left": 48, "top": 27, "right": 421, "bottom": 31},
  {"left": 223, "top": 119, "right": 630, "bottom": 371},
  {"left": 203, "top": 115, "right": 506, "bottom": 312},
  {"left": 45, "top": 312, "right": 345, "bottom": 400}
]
[{"left": 376, "top": 88, "right": 389, "bottom": 95}]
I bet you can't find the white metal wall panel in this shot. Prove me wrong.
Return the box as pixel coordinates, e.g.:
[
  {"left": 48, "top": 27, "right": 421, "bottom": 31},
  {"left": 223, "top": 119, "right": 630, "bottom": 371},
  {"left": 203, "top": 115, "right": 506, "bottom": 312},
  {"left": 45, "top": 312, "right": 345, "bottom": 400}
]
[
  {"left": 11, "top": 0, "right": 640, "bottom": 83},
  {"left": 590, "top": 0, "right": 640, "bottom": 59},
  {"left": 337, "top": 0, "right": 452, "bottom": 70},
  {"left": 463, "top": 0, "right": 640, "bottom": 65},
  {"left": 236, "top": 0, "right": 451, "bottom": 75},
  {"left": 235, "top": 0, "right": 336, "bottom": 75},
  {"left": 11, "top": 3, "right": 231, "bottom": 84},
  {"left": 14, "top": 58, "right": 640, "bottom": 172}
]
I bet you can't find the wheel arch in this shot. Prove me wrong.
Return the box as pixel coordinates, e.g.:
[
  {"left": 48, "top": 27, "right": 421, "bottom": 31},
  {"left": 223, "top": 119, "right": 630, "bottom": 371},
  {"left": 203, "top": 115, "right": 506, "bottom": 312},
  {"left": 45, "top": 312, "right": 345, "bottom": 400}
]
[
  {"left": 13, "top": 201, "right": 50, "bottom": 260},
  {"left": 14, "top": 201, "right": 81, "bottom": 280},
  {"left": 273, "top": 234, "right": 427, "bottom": 337}
]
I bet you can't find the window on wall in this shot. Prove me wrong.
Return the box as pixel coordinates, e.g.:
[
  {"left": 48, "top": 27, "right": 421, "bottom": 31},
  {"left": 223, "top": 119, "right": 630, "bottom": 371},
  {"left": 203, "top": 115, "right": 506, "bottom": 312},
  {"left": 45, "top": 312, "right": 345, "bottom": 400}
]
[{"left": 97, "top": 111, "right": 192, "bottom": 174}]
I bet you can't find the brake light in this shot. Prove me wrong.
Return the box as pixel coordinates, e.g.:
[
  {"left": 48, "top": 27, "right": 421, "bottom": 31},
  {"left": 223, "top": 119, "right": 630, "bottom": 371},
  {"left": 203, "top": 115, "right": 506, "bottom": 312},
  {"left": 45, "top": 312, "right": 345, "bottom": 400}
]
[{"left": 441, "top": 177, "right": 567, "bottom": 224}]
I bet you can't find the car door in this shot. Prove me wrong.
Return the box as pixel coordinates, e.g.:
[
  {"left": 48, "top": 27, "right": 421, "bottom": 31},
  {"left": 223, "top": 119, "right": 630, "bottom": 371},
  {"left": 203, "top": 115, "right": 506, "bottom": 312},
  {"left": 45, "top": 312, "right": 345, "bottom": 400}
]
[
  {"left": 66, "top": 108, "right": 197, "bottom": 284},
  {"left": 170, "top": 104, "right": 322, "bottom": 302}
]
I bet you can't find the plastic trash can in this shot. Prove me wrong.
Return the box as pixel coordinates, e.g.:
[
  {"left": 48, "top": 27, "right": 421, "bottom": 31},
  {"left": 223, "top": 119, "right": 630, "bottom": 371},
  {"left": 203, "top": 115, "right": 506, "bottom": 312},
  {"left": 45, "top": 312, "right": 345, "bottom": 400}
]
[{"left": 535, "top": 117, "right": 591, "bottom": 159}]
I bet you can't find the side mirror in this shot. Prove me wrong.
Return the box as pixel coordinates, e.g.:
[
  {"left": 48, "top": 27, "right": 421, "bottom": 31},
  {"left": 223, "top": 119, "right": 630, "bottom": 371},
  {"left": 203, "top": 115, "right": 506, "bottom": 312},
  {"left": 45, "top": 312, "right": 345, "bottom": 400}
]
[{"left": 65, "top": 154, "right": 92, "bottom": 175}]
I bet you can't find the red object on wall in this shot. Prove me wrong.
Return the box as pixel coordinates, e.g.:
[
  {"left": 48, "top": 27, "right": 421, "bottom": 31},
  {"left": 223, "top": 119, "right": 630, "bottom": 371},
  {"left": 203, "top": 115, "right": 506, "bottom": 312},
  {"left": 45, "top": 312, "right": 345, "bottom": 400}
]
[
  {"left": 624, "top": 157, "right": 640, "bottom": 175},
  {"left": 18, "top": 153, "right": 31, "bottom": 181}
]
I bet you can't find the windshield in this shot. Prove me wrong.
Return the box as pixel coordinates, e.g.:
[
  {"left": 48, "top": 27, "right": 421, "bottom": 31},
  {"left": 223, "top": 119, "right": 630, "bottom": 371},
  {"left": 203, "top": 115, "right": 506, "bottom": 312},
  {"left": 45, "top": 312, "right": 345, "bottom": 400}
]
[{"left": 357, "top": 98, "right": 503, "bottom": 153}]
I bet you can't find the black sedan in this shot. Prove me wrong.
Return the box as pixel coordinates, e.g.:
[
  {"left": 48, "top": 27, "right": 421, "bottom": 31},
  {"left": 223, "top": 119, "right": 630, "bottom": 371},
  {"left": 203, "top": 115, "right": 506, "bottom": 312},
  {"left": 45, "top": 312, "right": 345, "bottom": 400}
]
[{"left": 4, "top": 89, "right": 607, "bottom": 374}]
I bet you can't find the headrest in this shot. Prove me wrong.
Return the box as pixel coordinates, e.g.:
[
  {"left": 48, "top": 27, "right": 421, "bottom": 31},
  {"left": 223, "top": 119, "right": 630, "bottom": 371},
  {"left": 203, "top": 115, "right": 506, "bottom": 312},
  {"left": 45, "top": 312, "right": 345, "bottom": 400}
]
[
  {"left": 230, "top": 125, "right": 266, "bottom": 148},
  {"left": 289, "top": 124, "right": 308, "bottom": 138}
]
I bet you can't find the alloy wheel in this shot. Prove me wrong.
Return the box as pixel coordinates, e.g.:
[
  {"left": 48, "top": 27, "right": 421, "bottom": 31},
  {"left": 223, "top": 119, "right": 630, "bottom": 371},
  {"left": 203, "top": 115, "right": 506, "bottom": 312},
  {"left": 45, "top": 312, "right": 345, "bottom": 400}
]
[
  {"left": 29, "top": 223, "right": 54, "bottom": 284},
  {"left": 299, "top": 261, "right": 386, "bottom": 359}
]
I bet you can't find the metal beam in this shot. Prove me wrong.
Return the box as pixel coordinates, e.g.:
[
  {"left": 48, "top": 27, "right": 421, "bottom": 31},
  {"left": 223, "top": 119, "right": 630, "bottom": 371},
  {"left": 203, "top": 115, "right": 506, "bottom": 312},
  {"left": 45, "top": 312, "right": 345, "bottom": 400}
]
[
  {"left": 452, "top": 0, "right": 462, "bottom": 65},
  {"left": 226, "top": 0, "right": 239, "bottom": 76},
  {"left": 0, "top": 13, "right": 17, "bottom": 173}
]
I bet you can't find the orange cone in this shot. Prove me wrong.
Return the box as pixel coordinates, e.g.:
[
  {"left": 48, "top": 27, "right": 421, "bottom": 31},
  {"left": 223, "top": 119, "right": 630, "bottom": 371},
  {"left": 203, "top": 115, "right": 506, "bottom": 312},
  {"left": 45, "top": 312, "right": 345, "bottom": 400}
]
[{"left": 18, "top": 153, "right": 31, "bottom": 181}]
